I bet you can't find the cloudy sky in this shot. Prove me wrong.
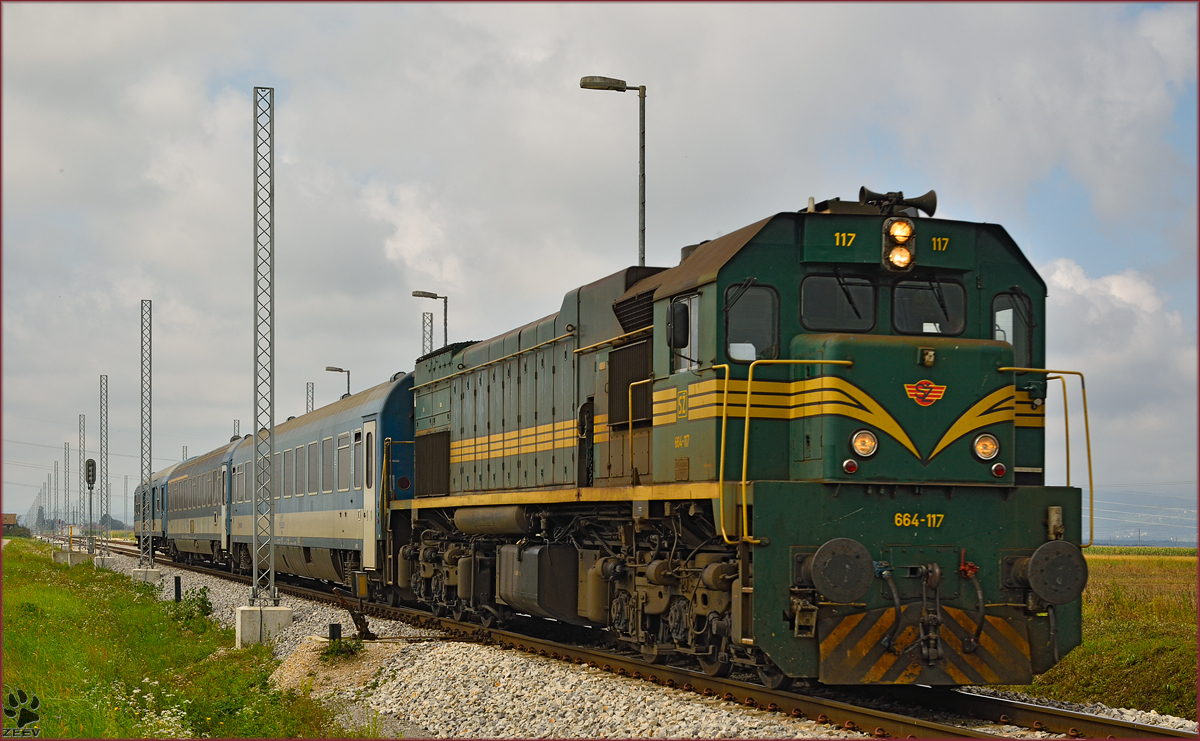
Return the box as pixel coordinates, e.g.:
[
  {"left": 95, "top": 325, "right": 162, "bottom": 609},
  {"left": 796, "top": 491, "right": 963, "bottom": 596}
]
[{"left": 3, "top": 3, "right": 1196, "bottom": 543}]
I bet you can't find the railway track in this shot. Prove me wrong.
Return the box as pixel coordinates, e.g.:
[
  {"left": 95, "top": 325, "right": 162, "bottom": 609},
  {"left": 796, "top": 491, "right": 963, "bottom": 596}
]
[{"left": 84, "top": 538, "right": 1192, "bottom": 739}]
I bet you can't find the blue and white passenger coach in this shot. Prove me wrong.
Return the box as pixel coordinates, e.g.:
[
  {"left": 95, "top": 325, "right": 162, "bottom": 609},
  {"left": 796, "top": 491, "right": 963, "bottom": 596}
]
[{"left": 159, "top": 373, "right": 415, "bottom": 587}]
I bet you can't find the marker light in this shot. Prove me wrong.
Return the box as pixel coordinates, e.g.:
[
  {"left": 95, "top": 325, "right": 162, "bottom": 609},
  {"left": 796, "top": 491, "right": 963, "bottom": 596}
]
[
  {"left": 973, "top": 433, "right": 1000, "bottom": 461},
  {"left": 888, "top": 219, "right": 913, "bottom": 244},
  {"left": 991, "top": 462, "right": 1006, "bottom": 477},
  {"left": 851, "top": 430, "right": 878, "bottom": 458},
  {"left": 887, "top": 246, "right": 912, "bottom": 269},
  {"left": 843, "top": 459, "right": 859, "bottom": 474}
]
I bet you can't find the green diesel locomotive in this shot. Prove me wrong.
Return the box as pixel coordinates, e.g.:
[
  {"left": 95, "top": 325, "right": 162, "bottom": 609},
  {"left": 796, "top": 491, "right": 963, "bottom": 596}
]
[{"left": 392, "top": 188, "right": 1091, "bottom": 687}]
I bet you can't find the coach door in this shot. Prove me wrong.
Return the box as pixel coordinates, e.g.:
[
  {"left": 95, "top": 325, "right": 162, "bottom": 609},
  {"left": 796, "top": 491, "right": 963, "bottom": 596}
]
[{"left": 363, "top": 420, "right": 378, "bottom": 570}]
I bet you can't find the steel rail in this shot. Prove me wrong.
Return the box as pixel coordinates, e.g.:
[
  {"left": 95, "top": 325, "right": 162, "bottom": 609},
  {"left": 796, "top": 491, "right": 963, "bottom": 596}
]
[
  {"left": 874, "top": 685, "right": 1196, "bottom": 739},
  {"left": 90, "top": 539, "right": 1192, "bottom": 739}
]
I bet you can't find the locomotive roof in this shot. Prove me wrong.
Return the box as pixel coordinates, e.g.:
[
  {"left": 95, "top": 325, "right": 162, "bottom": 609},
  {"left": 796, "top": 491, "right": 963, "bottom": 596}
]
[
  {"left": 615, "top": 211, "right": 1044, "bottom": 303},
  {"left": 616, "top": 216, "right": 772, "bottom": 303}
]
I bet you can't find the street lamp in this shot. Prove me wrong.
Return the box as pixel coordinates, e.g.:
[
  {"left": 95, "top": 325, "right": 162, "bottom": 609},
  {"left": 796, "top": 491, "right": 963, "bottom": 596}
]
[
  {"left": 412, "top": 291, "right": 448, "bottom": 348},
  {"left": 581, "top": 75, "right": 647, "bottom": 267},
  {"left": 325, "top": 366, "right": 351, "bottom": 399}
]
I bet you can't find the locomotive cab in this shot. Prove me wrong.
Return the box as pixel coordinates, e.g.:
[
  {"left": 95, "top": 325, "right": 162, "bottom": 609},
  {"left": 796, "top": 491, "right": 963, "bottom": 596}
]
[{"left": 610, "top": 196, "right": 1087, "bottom": 685}]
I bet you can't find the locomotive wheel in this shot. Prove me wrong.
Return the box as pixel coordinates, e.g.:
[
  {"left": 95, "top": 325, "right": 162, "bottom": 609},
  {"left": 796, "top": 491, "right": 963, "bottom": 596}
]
[
  {"left": 451, "top": 604, "right": 466, "bottom": 622},
  {"left": 697, "top": 646, "right": 732, "bottom": 678},
  {"left": 757, "top": 662, "right": 793, "bottom": 691}
]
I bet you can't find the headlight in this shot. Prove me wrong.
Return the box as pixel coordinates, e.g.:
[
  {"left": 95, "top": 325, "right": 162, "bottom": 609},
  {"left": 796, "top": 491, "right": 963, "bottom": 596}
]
[
  {"left": 887, "top": 246, "right": 912, "bottom": 269},
  {"left": 851, "top": 430, "right": 878, "bottom": 458},
  {"left": 973, "top": 433, "right": 999, "bottom": 460},
  {"left": 882, "top": 217, "right": 916, "bottom": 271},
  {"left": 888, "top": 220, "right": 913, "bottom": 244}
]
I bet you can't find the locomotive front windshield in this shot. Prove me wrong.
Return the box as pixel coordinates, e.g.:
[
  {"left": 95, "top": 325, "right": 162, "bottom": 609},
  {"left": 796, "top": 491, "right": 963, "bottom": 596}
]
[
  {"left": 893, "top": 279, "right": 965, "bottom": 335},
  {"left": 725, "top": 284, "right": 779, "bottom": 361},
  {"left": 800, "top": 274, "right": 875, "bottom": 332}
]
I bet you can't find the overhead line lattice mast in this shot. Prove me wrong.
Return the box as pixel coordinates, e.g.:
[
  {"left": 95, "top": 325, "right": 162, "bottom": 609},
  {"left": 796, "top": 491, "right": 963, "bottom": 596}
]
[
  {"left": 78, "top": 415, "right": 85, "bottom": 529},
  {"left": 251, "top": 86, "right": 278, "bottom": 606},
  {"left": 100, "top": 374, "right": 110, "bottom": 554},
  {"left": 140, "top": 300, "right": 153, "bottom": 568}
]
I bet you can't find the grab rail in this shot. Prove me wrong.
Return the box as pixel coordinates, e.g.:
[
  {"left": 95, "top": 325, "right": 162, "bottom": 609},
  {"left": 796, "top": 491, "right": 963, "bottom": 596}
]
[
  {"left": 737, "top": 359, "right": 853, "bottom": 544},
  {"left": 627, "top": 378, "right": 653, "bottom": 485},
  {"left": 711, "top": 365, "right": 736, "bottom": 544},
  {"left": 1000, "top": 368, "right": 1094, "bottom": 548},
  {"left": 1048, "top": 376, "right": 1070, "bottom": 486}
]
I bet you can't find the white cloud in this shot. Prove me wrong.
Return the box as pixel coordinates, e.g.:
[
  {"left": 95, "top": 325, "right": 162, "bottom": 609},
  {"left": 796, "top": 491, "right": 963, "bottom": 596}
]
[
  {"left": 1043, "top": 258, "right": 1197, "bottom": 486},
  {"left": 360, "top": 182, "right": 459, "bottom": 285},
  {"left": 1, "top": 4, "right": 1194, "bottom": 520}
]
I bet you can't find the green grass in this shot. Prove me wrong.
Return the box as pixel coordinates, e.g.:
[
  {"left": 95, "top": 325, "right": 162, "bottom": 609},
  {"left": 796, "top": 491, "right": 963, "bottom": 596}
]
[
  {"left": 1, "top": 539, "right": 356, "bottom": 738},
  {"left": 1085, "top": 545, "right": 1197, "bottom": 557},
  {"left": 997, "top": 552, "right": 1197, "bottom": 719},
  {"left": 319, "top": 637, "right": 365, "bottom": 663}
]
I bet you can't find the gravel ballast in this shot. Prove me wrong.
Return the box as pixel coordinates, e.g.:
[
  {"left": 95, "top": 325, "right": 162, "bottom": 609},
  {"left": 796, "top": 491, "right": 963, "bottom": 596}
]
[{"left": 101, "top": 552, "right": 1197, "bottom": 737}]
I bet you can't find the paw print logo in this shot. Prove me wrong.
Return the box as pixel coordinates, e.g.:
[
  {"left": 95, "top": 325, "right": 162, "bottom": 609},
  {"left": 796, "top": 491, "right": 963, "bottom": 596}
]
[{"left": 4, "top": 689, "right": 40, "bottom": 728}]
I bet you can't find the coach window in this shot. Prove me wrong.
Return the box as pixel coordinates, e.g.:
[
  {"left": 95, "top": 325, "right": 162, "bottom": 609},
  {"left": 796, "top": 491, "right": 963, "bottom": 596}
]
[
  {"left": 295, "top": 444, "right": 306, "bottom": 496},
  {"left": 724, "top": 283, "right": 779, "bottom": 362},
  {"left": 353, "top": 430, "right": 363, "bottom": 490},
  {"left": 671, "top": 294, "right": 701, "bottom": 373},
  {"left": 273, "top": 452, "right": 282, "bottom": 499},
  {"left": 337, "top": 433, "right": 351, "bottom": 492},
  {"left": 283, "top": 449, "right": 294, "bottom": 497},
  {"left": 322, "top": 437, "right": 334, "bottom": 493},
  {"left": 309, "top": 442, "right": 320, "bottom": 494},
  {"left": 893, "top": 279, "right": 966, "bottom": 335},
  {"left": 993, "top": 292, "right": 1034, "bottom": 370},
  {"left": 801, "top": 274, "right": 875, "bottom": 332}
]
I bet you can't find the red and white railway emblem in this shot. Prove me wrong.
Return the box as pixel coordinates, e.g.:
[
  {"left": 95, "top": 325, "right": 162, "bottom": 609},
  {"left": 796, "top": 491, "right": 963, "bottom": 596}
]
[{"left": 904, "top": 380, "right": 946, "bottom": 407}]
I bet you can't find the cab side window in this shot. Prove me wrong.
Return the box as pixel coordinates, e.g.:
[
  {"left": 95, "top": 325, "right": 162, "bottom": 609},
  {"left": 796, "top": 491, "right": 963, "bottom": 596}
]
[
  {"left": 670, "top": 294, "right": 701, "bottom": 373},
  {"left": 992, "top": 292, "right": 1034, "bottom": 369}
]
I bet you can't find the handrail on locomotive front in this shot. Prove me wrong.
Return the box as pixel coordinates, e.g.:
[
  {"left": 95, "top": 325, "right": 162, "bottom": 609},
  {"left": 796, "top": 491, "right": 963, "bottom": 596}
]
[
  {"left": 999, "top": 367, "right": 1094, "bottom": 548},
  {"left": 733, "top": 359, "right": 855, "bottom": 544},
  {"left": 1047, "top": 376, "right": 1070, "bottom": 486}
]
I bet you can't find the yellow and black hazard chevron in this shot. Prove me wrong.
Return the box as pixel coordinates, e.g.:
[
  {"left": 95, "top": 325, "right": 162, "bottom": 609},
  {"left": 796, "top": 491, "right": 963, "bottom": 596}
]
[{"left": 817, "top": 604, "right": 1033, "bottom": 685}]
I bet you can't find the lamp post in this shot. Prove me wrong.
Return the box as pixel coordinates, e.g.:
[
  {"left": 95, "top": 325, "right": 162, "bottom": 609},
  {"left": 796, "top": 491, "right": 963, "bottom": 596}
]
[
  {"left": 580, "top": 75, "right": 646, "bottom": 267},
  {"left": 325, "top": 366, "right": 351, "bottom": 399},
  {"left": 412, "top": 291, "right": 448, "bottom": 348}
]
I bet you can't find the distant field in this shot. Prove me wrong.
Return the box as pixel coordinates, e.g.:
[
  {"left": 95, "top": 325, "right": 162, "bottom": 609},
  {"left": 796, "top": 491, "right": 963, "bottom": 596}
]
[
  {"left": 1086, "top": 545, "right": 1197, "bottom": 557},
  {"left": 998, "top": 549, "right": 1197, "bottom": 719}
]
